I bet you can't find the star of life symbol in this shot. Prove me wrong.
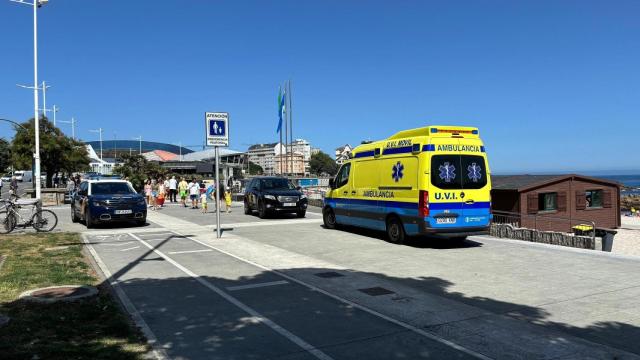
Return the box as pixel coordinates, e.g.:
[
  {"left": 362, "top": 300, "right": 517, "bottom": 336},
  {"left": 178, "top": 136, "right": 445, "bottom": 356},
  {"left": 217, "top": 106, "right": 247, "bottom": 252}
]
[
  {"left": 439, "top": 162, "right": 456, "bottom": 183},
  {"left": 467, "top": 162, "right": 482, "bottom": 182},
  {"left": 392, "top": 161, "right": 404, "bottom": 182}
]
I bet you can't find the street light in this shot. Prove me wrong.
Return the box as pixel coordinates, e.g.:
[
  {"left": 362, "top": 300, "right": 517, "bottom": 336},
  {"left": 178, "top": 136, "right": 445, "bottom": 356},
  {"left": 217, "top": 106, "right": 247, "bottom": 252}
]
[
  {"left": 17, "top": 80, "right": 50, "bottom": 118},
  {"left": 58, "top": 117, "right": 76, "bottom": 140},
  {"left": 10, "top": 0, "right": 48, "bottom": 201},
  {"left": 89, "top": 128, "right": 103, "bottom": 160},
  {"left": 133, "top": 136, "right": 142, "bottom": 155}
]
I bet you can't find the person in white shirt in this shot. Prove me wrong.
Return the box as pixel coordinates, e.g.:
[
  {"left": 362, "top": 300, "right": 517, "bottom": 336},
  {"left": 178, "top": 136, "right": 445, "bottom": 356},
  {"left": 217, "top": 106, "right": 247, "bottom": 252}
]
[
  {"left": 188, "top": 179, "right": 199, "bottom": 209},
  {"left": 168, "top": 176, "right": 178, "bottom": 202}
]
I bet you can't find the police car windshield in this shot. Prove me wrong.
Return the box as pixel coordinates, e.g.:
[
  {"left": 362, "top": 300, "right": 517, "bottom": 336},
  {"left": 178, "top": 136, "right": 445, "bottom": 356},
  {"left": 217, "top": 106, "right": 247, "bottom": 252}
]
[
  {"left": 431, "top": 155, "right": 487, "bottom": 190},
  {"left": 92, "top": 182, "right": 136, "bottom": 195},
  {"left": 260, "top": 178, "right": 295, "bottom": 190}
]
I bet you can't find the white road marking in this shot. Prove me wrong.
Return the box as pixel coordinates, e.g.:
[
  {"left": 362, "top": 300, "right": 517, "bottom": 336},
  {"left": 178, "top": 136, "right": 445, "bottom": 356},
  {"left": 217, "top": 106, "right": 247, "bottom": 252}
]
[
  {"left": 100, "top": 241, "right": 135, "bottom": 247},
  {"left": 167, "top": 249, "right": 213, "bottom": 255},
  {"left": 121, "top": 246, "right": 141, "bottom": 252},
  {"left": 168, "top": 230, "right": 492, "bottom": 360},
  {"left": 226, "top": 280, "right": 289, "bottom": 292},
  {"left": 80, "top": 234, "right": 169, "bottom": 360},
  {"left": 128, "top": 233, "right": 334, "bottom": 360},
  {"left": 207, "top": 218, "right": 322, "bottom": 230}
]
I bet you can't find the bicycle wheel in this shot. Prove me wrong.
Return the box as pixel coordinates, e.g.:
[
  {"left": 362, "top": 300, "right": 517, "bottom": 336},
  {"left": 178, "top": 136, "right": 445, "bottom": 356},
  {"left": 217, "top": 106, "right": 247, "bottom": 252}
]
[
  {"left": 0, "top": 211, "right": 16, "bottom": 234},
  {"left": 32, "top": 209, "right": 58, "bottom": 232}
]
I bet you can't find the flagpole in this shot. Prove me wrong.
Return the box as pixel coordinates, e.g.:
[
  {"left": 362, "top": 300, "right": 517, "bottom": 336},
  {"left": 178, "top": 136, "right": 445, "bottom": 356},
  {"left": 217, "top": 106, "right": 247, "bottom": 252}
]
[
  {"left": 279, "top": 86, "right": 283, "bottom": 176},
  {"left": 288, "top": 79, "right": 293, "bottom": 177}
]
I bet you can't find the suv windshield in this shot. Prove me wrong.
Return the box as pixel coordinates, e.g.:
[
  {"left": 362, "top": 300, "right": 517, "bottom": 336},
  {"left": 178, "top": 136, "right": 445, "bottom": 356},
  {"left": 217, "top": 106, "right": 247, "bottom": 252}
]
[
  {"left": 91, "top": 182, "right": 136, "bottom": 195},
  {"left": 431, "top": 155, "right": 487, "bottom": 190},
  {"left": 260, "top": 178, "right": 295, "bottom": 191}
]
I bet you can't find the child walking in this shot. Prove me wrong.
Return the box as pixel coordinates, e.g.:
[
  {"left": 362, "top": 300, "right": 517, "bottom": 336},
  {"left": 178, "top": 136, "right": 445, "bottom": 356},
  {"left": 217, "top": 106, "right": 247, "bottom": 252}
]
[
  {"left": 200, "top": 191, "right": 208, "bottom": 213},
  {"left": 224, "top": 189, "right": 232, "bottom": 213}
]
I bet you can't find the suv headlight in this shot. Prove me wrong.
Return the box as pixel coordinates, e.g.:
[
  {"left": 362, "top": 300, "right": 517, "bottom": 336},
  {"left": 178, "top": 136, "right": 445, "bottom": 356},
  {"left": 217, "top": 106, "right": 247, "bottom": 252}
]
[
  {"left": 264, "top": 195, "right": 276, "bottom": 200},
  {"left": 137, "top": 199, "right": 146, "bottom": 206},
  {"left": 94, "top": 200, "right": 109, "bottom": 207},
  {"left": 300, "top": 194, "right": 307, "bottom": 199}
]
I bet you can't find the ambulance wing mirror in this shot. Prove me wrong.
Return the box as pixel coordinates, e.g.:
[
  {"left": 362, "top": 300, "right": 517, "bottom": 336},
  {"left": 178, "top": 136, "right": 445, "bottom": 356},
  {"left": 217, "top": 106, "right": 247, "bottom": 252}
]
[
  {"left": 374, "top": 148, "right": 381, "bottom": 158},
  {"left": 329, "top": 178, "right": 336, "bottom": 189}
]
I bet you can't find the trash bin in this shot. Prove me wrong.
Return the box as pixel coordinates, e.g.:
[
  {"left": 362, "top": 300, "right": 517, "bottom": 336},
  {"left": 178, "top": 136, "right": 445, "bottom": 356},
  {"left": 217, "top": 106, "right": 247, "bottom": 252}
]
[
  {"left": 572, "top": 224, "right": 593, "bottom": 236},
  {"left": 595, "top": 228, "right": 617, "bottom": 252}
]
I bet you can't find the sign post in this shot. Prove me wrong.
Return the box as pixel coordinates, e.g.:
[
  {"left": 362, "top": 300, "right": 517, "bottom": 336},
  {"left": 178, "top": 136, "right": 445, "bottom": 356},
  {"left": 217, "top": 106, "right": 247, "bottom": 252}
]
[{"left": 206, "top": 112, "right": 229, "bottom": 239}]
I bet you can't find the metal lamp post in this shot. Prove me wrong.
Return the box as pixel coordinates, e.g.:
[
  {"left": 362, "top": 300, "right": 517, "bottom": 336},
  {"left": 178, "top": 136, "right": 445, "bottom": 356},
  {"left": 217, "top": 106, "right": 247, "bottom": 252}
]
[
  {"left": 10, "top": 0, "right": 48, "bottom": 202},
  {"left": 133, "top": 136, "right": 142, "bottom": 155},
  {"left": 89, "top": 128, "right": 104, "bottom": 160},
  {"left": 58, "top": 117, "right": 76, "bottom": 140}
]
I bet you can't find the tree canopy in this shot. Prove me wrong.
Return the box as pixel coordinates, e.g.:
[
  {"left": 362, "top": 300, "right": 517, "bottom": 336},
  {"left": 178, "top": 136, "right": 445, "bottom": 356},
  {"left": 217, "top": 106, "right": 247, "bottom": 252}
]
[
  {"left": 113, "top": 154, "right": 167, "bottom": 191},
  {"left": 309, "top": 151, "right": 338, "bottom": 176},
  {"left": 11, "top": 117, "right": 90, "bottom": 187},
  {"left": 0, "top": 138, "right": 11, "bottom": 174}
]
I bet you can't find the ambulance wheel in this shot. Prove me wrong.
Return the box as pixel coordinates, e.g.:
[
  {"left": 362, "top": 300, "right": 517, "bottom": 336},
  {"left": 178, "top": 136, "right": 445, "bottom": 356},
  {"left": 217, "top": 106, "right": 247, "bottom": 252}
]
[
  {"left": 386, "top": 216, "right": 405, "bottom": 244},
  {"left": 323, "top": 207, "right": 337, "bottom": 229}
]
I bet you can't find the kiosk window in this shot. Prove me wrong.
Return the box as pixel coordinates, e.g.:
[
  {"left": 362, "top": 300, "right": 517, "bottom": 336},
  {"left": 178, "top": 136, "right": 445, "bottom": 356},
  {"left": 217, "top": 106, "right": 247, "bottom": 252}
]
[
  {"left": 585, "top": 190, "right": 602, "bottom": 208},
  {"left": 538, "top": 192, "right": 557, "bottom": 211}
]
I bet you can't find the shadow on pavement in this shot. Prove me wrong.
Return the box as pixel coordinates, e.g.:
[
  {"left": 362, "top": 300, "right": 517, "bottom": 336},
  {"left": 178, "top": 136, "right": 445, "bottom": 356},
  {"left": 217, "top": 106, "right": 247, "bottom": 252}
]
[{"left": 73, "top": 231, "right": 640, "bottom": 359}]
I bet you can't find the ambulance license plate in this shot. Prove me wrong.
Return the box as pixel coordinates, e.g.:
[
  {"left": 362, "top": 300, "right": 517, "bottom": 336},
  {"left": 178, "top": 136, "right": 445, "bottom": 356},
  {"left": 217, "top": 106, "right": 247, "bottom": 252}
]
[
  {"left": 115, "top": 209, "right": 133, "bottom": 215},
  {"left": 283, "top": 203, "right": 296, "bottom": 207},
  {"left": 436, "top": 217, "right": 456, "bottom": 224}
]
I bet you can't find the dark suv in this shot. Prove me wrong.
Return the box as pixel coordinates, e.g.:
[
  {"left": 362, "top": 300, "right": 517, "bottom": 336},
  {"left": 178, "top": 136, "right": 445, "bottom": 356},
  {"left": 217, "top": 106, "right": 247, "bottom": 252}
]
[
  {"left": 244, "top": 177, "right": 308, "bottom": 218},
  {"left": 71, "top": 180, "right": 147, "bottom": 228}
]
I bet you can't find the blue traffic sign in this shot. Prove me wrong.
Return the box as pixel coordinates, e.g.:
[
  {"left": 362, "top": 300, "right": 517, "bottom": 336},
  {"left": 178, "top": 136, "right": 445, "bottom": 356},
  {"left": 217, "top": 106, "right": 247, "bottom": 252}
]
[{"left": 209, "top": 120, "right": 226, "bottom": 136}]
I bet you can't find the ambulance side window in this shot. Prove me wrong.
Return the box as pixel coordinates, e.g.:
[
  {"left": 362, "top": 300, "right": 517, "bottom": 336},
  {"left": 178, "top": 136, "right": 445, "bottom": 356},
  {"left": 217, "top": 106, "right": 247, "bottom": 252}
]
[{"left": 336, "top": 163, "right": 351, "bottom": 188}]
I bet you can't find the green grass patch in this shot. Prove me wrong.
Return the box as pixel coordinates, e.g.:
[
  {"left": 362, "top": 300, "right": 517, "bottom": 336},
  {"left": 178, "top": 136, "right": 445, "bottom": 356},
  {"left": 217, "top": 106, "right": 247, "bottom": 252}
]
[{"left": 0, "top": 233, "right": 150, "bottom": 359}]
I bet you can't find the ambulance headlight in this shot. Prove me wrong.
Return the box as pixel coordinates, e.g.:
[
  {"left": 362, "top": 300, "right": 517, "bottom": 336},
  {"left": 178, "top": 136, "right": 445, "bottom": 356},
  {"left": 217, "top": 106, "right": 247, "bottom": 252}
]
[{"left": 264, "top": 195, "right": 276, "bottom": 200}]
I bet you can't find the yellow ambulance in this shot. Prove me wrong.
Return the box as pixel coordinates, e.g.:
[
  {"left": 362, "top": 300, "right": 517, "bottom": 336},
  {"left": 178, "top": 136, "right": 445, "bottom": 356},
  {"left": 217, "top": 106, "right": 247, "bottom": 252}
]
[{"left": 323, "top": 125, "right": 492, "bottom": 244}]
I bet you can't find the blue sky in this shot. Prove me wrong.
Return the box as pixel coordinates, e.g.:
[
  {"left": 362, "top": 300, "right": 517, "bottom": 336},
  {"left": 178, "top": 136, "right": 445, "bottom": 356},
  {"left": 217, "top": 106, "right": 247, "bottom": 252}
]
[{"left": 0, "top": 0, "right": 638, "bottom": 173}]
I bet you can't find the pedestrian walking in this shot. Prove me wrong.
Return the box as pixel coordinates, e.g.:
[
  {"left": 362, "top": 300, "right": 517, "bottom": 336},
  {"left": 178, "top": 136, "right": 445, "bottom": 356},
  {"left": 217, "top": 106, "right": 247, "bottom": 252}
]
[
  {"left": 144, "top": 179, "right": 154, "bottom": 209},
  {"left": 10, "top": 176, "right": 18, "bottom": 195},
  {"left": 200, "top": 191, "right": 208, "bottom": 213},
  {"left": 188, "top": 178, "right": 199, "bottom": 209},
  {"left": 178, "top": 177, "right": 189, "bottom": 207},
  {"left": 169, "top": 176, "right": 177, "bottom": 202},
  {"left": 218, "top": 182, "right": 226, "bottom": 212},
  {"left": 157, "top": 178, "right": 166, "bottom": 208},
  {"left": 224, "top": 188, "right": 232, "bottom": 213}
]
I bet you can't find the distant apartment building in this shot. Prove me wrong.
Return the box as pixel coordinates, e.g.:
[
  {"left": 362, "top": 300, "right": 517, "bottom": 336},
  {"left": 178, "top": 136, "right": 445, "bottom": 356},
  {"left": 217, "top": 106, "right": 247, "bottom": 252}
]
[
  {"left": 335, "top": 144, "right": 352, "bottom": 165},
  {"left": 248, "top": 139, "right": 313, "bottom": 176},
  {"left": 291, "top": 139, "right": 311, "bottom": 175},
  {"left": 247, "top": 143, "right": 285, "bottom": 175},
  {"left": 274, "top": 152, "right": 306, "bottom": 176}
]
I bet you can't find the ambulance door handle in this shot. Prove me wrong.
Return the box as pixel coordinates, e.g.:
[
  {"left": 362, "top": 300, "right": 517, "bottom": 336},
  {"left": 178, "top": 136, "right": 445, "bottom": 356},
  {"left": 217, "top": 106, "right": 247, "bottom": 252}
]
[{"left": 465, "top": 200, "right": 475, "bottom": 204}]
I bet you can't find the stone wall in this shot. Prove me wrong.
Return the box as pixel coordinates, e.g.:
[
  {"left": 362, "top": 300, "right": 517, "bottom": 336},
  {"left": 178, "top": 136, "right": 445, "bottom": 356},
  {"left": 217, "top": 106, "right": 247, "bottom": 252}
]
[{"left": 490, "top": 223, "right": 596, "bottom": 250}]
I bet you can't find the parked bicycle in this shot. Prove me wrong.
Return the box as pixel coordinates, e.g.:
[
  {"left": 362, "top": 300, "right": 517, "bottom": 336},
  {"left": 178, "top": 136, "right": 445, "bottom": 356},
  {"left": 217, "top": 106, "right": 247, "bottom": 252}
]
[{"left": 0, "top": 196, "right": 58, "bottom": 234}]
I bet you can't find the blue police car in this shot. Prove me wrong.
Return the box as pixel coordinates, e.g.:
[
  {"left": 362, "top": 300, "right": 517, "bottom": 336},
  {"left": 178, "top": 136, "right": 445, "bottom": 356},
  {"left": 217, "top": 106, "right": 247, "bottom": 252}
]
[{"left": 71, "top": 179, "right": 147, "bottom": 228}]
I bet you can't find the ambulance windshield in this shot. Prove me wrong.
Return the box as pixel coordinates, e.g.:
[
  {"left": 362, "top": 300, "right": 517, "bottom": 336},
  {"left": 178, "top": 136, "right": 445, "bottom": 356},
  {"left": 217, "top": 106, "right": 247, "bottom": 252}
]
[{"left": 431, "top": 155, "right": 487, "bottom": 190}]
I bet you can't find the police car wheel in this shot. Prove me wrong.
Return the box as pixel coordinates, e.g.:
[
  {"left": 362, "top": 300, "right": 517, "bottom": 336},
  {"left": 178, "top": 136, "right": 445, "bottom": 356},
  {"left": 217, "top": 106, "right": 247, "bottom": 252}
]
[
  {"left": 386, "top": 217, "right": 405, "bottom": 244},
  {"left": 323, "top": 208, "right": 337, "bottom": 229}
]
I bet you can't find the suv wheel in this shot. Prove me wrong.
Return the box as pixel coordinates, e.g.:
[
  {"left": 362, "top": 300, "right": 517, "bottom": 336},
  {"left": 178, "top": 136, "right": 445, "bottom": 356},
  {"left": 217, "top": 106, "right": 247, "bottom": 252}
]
[
  {"left": 258, "top": 200, "right": 268, "bottom": 219},
  {"left": 244, "top": 200, "right": 252, "bottom": 215},
  {"left": 85, "top": 209, "right": 94, "bottom": 229}
]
